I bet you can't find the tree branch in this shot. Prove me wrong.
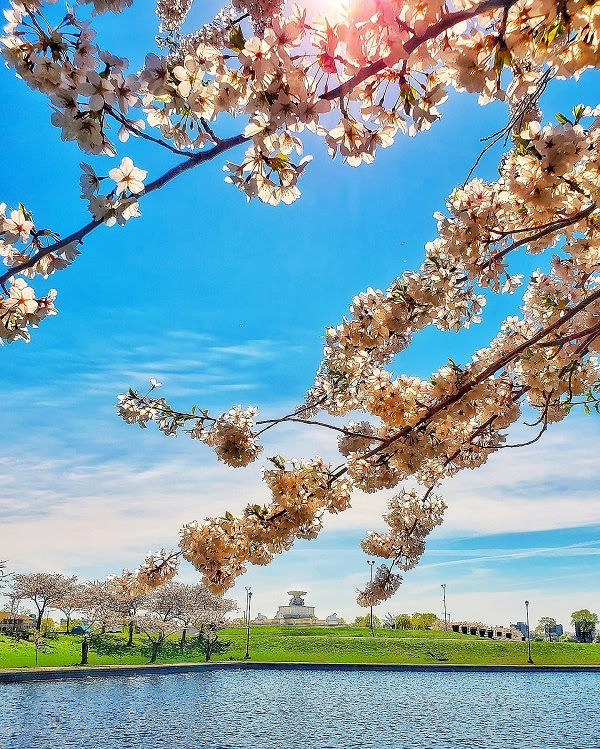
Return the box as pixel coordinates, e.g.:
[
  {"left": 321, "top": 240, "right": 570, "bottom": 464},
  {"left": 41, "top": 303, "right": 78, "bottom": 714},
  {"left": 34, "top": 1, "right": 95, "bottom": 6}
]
[
  {"left": 321, "top": 0, "right": 517, "bottom": 101},
  {"left": 0, "top": 133, "right": 248, "bottom": 289},
  {"left": 329, "top": 282, "right": 600, "bottom": 481},
  {"left": 105, "top": 105, "right": 192, "bottom": 156}
]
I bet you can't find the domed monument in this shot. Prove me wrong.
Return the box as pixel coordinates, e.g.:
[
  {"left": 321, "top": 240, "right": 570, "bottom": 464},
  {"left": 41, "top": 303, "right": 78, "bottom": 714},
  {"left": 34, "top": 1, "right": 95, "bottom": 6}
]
[
  {"left": 251, "top": 590, "right": 341, "bottom": 626},
  {"left": 274, "top": 591, "right": 316, "bottom": 624}
]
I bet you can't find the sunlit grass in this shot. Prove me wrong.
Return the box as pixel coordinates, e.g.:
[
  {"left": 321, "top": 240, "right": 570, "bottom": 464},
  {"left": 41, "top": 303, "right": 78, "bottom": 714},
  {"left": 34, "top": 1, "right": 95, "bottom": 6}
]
[{"left": 2, "top": 627, "right": 600, "bottom": 669}]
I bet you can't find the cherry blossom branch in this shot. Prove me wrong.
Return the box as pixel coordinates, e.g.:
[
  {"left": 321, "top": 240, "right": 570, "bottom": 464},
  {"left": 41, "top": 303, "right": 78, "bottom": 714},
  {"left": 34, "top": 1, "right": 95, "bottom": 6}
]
[
  {"left": 321, "top": 0, "right": 517, "bottom": 101},
  {"left": 258, "top": 416, "right": 387, "bottom": 440},
  {"left": 538, "top": 321, "right": 600, "bottom": 348},
  {"left": 105, "top": 105, "right": 192, "bottom": 156},
  {"left": 328, "top": 283, "right": 600, "bottom": 481},
  {"left": 0, "top": 133, "right": 248, "bottom": 289},
  {"left": 464, "top": 68, "right": 554, "bottom": 184},
  {"left": 490, "top": 203, "right": 596, "bottom": 263}
]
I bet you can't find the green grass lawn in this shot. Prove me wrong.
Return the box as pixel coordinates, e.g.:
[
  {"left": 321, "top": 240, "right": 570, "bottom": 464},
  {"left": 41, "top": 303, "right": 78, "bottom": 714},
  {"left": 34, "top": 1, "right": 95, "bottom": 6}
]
[{"left": 2, "top": 627, "right": 600, "bottom": 669}]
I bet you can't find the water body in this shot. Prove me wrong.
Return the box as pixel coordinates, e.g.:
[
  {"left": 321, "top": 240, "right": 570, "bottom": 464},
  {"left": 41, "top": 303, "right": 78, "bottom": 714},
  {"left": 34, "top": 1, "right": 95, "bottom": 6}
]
[{"left": 1, "top": 668, "right": 598, "bottom": 748}]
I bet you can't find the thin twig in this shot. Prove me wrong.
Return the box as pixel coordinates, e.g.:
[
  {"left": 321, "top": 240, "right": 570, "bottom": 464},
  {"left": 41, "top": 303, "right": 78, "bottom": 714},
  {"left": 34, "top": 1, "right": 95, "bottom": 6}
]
[{"left": 106, "top": 105, "right": 191, "bottom": 156}]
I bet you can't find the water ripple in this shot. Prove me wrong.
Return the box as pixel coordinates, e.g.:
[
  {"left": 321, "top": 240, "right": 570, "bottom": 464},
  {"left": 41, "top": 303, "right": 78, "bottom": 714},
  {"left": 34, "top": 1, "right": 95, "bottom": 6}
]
[{"left": 1, "top": 669, "right": 598, "bottom": 749}]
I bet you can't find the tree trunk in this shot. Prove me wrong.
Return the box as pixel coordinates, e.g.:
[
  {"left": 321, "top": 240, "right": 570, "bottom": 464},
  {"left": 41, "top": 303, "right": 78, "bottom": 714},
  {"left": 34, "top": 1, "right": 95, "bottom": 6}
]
[
  {"left": 80, "top": 637, "right": 89, "bottom": 666},
  {"left": 127, "top": 620, "right": 134, "bottom": 646},
  {"left": 150, "top": 641, "right": 160, "bottom": 663},
  {"left": 66, "top": 615, "right": 71, "bottom": 635},
  {"left": 180, "top": 628, "right": 187, "bottom": 649},
  {"left": 36, "top": 609, "right": 43, "bottom": 631},
  {"left": 205, "top": 637, "right": 213, "bottom": 662}
]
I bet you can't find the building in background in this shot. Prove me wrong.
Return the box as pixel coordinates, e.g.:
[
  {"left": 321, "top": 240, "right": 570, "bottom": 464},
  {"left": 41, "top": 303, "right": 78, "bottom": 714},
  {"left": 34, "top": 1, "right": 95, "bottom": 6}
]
[
  {"left": 511, "top": 621, "right": 529, "bottom": 638},
  {"left": 251, "top": 590, "right": 341, "bottom": 626},
  {"left": 0, "top": 611, "right": 35, "bottom": 633}
]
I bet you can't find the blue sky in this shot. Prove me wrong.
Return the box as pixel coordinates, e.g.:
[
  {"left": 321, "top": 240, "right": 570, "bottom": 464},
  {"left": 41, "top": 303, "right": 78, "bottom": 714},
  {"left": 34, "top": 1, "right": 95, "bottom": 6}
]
[{"left": 1, "top": 2, "right": 599, "bottom": 630}]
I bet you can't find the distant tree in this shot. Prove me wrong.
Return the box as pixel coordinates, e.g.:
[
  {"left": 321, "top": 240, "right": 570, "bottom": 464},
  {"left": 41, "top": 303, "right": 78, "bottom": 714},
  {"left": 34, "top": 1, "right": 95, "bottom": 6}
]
[
  {"left": 134, "top": 615, "right": 180, "bottom": 663},
  {"left": 10, "top": 573, "right": 77, "bottom": 630},
  {"left": 30, "top": 629, "right": 53, "bottom": 667},
  {"left": 107, "top": 571, "right": 149, "bottom": 646},
  {"left": 5, "top": 593, "right": 23, "bottom": 635},
  {"left": 142, "top": 581, "right": 236, "bottom": 660},
  {"left": 382, "top": 613, "right": 396, "bottom": 630},
  {"left": 76, "top": 580, "right": 117, "bottom": 634},
  {"left": 395, "top": 614, "right": 413, "bottom": 630},
  {"left": 147, "top": 581, "right": 210, "bottom": 648},
  {"left": 353, "top": 615, "right": 381, "bottom": 629},
  {"left": 193, "top": 587, "right": 237, "bottom": 661},
  {"left": 571, "top": 610, "right": 599, "bottom": 643},
  {"left": 40, "top": 617, "right": 56, "bottom": 635},
  {"left": 410, "top": 613, "right": 437, "bottom": 630},
  {"left": 55, "top": 578, "right": 80, "bottom": 634},
  {"left": 535, "top": 616, "right": 557, "bottom": 642}
]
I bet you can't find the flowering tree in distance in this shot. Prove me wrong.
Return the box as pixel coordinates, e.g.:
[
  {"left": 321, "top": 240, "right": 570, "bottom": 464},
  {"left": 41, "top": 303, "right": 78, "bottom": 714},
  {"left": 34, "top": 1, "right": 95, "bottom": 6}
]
[
  {"left": 134, "top": 614, "right": 180, "bottom": 663},
  {"left": 3, "top": 0, "right": 600, "bottom": 606},
  {"left": 10, "top": 573, "right": 78, "bottom": 630}
]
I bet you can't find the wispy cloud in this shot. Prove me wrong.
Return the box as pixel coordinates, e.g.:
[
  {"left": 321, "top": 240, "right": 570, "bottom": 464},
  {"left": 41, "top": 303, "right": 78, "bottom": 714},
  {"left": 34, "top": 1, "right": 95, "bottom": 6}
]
[{"left": 2, "top": 325, "right": 599, "bottom": 629}]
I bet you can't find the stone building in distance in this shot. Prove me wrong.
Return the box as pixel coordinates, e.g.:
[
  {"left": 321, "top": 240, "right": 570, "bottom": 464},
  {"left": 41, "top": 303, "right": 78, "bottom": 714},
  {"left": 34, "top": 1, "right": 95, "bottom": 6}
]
[{"left": 252, "top": 590, "right": 341, "bottom": 626}]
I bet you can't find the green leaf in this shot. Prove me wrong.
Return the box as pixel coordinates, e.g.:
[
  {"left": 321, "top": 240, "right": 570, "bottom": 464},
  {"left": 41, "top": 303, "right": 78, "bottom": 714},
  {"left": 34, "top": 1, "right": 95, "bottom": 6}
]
[
  {"left": 18, "top": 202, "right": 33, "bottom": 221},
  {"left": 494, "top": 47, "right": 512, "bottom": 75},
  {"left": 573, "top": 104, "right": 586, "bottom": 124},
  {"left": 544, "top": 20, "right": 563, "bottom": 45},
  {"left": 229, "top": 25, "right": 245, "bottom": 53},
  {"left": 268, "top": 153, "right": 292, "bottom": 172},
  {"left": 555, "top": 112, "right": 572, "bottom": 125}
]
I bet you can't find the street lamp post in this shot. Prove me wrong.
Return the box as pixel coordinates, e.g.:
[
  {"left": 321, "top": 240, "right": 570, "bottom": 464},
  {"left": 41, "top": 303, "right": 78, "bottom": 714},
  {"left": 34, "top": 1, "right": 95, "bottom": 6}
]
[
  {"left": 441, "top": 584, "right": 448, "bottom": 631},
  {"left": 525, "top": 600, "right": 533, "bottom": 664},
  {"left": 244, "top": 587, "right": 252, "bottom": 659},
  {"left": 367, "top": 560, "right": 375, "bottom": 637}
]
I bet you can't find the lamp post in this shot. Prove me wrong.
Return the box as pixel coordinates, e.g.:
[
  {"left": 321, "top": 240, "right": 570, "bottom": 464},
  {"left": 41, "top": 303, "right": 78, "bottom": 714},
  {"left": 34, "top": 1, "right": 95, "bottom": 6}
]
[
  {"left": 244, "top": 586, "right": 252, "bottom": 659},
  {"left": 525, "top": 600, "right": 533, "bottom": 664},
  {"left": 367, "top": 560, "right": 375, "bottom": 637},
  {"left": 441, "top": 584, "right": 448, "bottom": 631}
]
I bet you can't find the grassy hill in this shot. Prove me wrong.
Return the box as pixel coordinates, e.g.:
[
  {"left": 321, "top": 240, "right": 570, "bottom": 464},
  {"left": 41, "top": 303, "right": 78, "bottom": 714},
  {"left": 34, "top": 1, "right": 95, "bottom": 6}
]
[{"left": 2, "top": 626, "right": 600, "bottom": 669}]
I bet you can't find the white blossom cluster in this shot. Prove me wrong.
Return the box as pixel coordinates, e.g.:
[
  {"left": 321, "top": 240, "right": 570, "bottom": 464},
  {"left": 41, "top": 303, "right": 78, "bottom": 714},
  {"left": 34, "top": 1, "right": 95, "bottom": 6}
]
[
  {"left": 361, "top": 489, "right": 447, "bottom": 568},
  {"left": 356, "top": 565, "right": 403, "bottom": 608},
  {"left": 180, "top": 457, "right": 352, "bottom": 592},
  {"left": 0, "top": 204, "right": 60, "bottom": 343},
  {"left": 203, "top": 405, "right": 263, "bottom": 467},
  {"left": 156, "top": 0, "right": 193, "bottom": 33}
]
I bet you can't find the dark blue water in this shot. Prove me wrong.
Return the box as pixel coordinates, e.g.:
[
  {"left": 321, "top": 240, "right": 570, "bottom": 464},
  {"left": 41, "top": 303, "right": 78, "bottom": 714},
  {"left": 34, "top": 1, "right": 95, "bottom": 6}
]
[{"left": 1, "top": 668, "right": 598, "bottom": 748}]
